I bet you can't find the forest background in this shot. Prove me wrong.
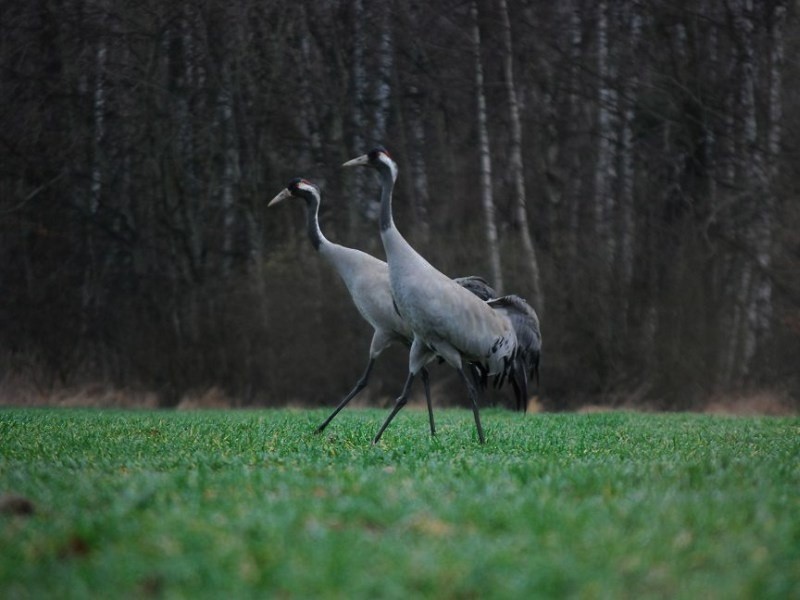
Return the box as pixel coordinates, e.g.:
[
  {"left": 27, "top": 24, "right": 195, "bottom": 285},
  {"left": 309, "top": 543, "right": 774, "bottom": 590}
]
[{"left": 1, "top": 0, "right": 797, "bottom": 412}]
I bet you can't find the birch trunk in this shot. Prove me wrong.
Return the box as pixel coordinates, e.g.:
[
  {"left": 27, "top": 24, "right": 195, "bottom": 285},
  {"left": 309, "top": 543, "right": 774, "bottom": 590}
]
[
  {"left": 616, "top": 4, "right": 642, "bottom": 318},
  {"left": 593, "top": 1, "right": 617, "bottom": 262},
  {"left": 767, "top": 4, "right": 785, "bottom": 184},
  {"left": 299, "top": 9, "right": 323, "bottom": 171},
  {"left": 755, "top": 0, "right": 786, "bottom": 355},
  {"left": 565, "top": 1, "right": 583, "bottom": 274},
  {"left": 736, "top": 0, "right": 768, "bottom": 381},
  {"left": 218, "top": 67, "right": 238, "bottom": 276},
  {"left": 733, "top": 0, "right": 785, "bottom": 382},
  {"left": 498, "top": 0, "right": 542, "bottom": 309},
  {"left": 400, "top": 0, "right": 431, "bottom": 246},
  {"left": 409, "top": 88, "right": 431, "bottom": 246},
  {"left": 366, "top": 1, "right": 394, "bottom": 225},
  {"left": 471, "top": 0, "right": 503, "bottom": 293},
  {"left": 89, "top": 42, "right": 106, "bottom": 217},
  {"left": 374, "top": 2, "right": 393, "bottom": 143},
  {"left": 719, "top": 24, "right": 741, "bottom": 385},
  {"left": 82, "top": 34, "right": 107, "bottom": 338},
  {"left": 348, "top": 0, "right": 369, "bottom": 234},
  {"left": 175, "top": 7, "right": 203, "bottom": 281}
]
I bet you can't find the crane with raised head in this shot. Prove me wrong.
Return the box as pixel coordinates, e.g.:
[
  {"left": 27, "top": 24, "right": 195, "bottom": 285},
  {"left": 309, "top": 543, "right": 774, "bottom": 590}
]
[
  {"left": 342, "top": 147, "right": 541, "bottom": 444},
  {"left": 268, "top": 178, "right": 499, "bottom": 436}
]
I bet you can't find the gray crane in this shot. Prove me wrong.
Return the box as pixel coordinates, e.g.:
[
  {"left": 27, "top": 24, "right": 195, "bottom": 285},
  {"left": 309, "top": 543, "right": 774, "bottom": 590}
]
[
  {"left": 343, "top": 147, "right": 541, "bottom": 444},
  {"left": 268, "top": 178, "right": 498, "bottom": 436}
]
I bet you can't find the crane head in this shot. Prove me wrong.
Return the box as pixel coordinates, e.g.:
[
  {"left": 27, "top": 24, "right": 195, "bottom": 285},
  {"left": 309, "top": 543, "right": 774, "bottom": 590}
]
[
  {"left": 342, "top": 147, "right": 397, "bottom": 181},
  {"left": 268, "top": 178, "right": 319, "bottom": 206}
]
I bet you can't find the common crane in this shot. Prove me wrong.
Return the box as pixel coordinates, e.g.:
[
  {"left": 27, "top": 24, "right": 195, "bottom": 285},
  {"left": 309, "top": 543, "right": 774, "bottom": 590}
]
[
  {"left": 268, "top": 178, "right": 499, "bottom": 436},
  {"left": 343, "top": 147, "right": 541, "bottom": 444}
]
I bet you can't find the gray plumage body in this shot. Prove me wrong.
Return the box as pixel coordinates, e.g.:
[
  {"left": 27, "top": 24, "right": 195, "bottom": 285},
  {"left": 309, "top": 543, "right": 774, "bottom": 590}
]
[
  {"left": 383, "top": 231, "right": 516, "bottom": 377},
  {"left": 320, "top": 242, "right": 411, "bottom": 352}
]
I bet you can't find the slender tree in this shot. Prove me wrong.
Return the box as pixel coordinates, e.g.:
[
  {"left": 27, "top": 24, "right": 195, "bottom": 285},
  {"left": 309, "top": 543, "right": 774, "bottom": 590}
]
[
  {"left": 471, "top": 0, "right": 503, "bottom": 293},
  {"left": 498, "top": 0, "right": 543, "bottom": 310},
  {"left": 615, "top": 2, "right": 642, "bottom": 325},
  {"left": 593, "top": 0, "right": 618, "bottom": 266},
  {"left": 348, "top": 0, "right": 369, "bottom": 234}
]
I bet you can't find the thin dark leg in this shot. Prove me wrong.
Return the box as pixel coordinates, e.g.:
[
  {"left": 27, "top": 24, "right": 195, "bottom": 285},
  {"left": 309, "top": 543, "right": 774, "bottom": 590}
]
[
  {"left": 510, "top": 365, "right": 528, "bottom": 412},
  {"left": 458, "top": 368, "right": 485, "bottom": 444},
  {"left": 372, "top": 372, "right": 415, "bottom": 445},
  {"left": 469, "top": 364, "right": 483, "bottom": 392},
  {"left": 421, "top": 368, "right": 435, "bottom": 437},
  {"left": 510, "top": 377, "right": 522, "bottom": 412},
  {"left": 315, "top": 358, "right": 375, "bottom": 434},
  {"left": 518, "top": 367, "right": 529, "bottom": 413}
]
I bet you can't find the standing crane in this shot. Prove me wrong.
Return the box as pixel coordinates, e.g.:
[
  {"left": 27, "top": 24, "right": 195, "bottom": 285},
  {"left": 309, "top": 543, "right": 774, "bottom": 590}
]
[
  {"left": 268, "top": 178, "right": 498, "bottom": 436},
  {"left": 343, "top": 147, "right": 541, "bottom": 444}
]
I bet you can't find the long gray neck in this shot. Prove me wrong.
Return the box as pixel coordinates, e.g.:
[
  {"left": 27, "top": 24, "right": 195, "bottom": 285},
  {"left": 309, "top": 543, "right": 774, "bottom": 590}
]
[
  {"left": 303, "top": 194, "right": 325, "bottom": 251},
  {"left": 378, "top": 166, "right": 395, "bottom": 233}
]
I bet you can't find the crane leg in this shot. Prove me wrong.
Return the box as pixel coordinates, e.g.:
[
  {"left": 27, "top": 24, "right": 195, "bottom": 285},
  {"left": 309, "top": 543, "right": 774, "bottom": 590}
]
[
  {"left": 421, "top": 367, "right": 435, "bottom": 437},
  {"left": 510, "top": 377, "right": 521, "bottom": 412},
  {"left": 458, "top": 368, "right": 485, "bottom": 444},
  {"left": 510, "top": 364, "right": 528, "bottom": 412},
  {"left": 372, "top": 372, "right": 415, "bottom": 445},
  {"left": 315, "top": 358, "right": 375, "bottom": 434},
  {"left": 519, "top": 367, "right": 529, "bottom": 413}
]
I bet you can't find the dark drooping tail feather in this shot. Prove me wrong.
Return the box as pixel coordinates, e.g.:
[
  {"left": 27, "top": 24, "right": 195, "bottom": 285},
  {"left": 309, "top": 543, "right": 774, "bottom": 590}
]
[
  {"left": 455, "top": 289, "right": 541, "bottom": 412},
  {"left": 510, "top": 354, "right": 529, "bottom": 412},
  {"left": 530, "top": 349, "right": 540, "bottom": 388},
  {"left": 453, "top": 275, "right": 497, "bottom": 301},
  {"left": 487, "top": 295, "right": 542, "bottom": 412}
]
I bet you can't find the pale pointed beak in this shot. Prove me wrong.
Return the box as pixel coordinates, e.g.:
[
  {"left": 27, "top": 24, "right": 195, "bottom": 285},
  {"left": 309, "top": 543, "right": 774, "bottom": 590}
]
[
  {"left": 342, "top": 153, "right": 370, "bottom": 168},
  {"left": 268, "top": 188, "right": 293, "bottom": 207}
]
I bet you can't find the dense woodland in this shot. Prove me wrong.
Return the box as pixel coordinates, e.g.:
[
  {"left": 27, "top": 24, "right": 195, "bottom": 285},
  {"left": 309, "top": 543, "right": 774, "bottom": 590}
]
[{"left": 1, "top": 0, "right": 798, "bottom": 410}]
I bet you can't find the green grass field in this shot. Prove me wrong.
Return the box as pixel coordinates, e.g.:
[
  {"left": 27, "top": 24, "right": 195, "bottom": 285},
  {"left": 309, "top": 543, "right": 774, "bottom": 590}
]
[{"left": 1, "top": 408, "right": 798, "bottom": 598}]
